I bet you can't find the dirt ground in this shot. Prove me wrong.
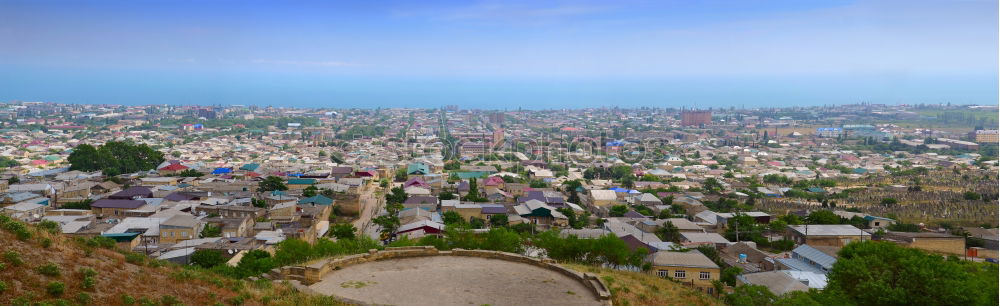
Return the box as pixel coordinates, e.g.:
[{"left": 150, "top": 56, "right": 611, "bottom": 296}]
[{"left": 308, "top": 256, "right": 604, "bottom": 306}]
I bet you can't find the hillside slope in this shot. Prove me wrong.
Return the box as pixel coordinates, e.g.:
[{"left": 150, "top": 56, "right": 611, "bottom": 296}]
[
  {"left": 565, "top": 263, "right": 723, "bottom": 306},
  {"left": 0, "top": 218, "right": 342, "bottom": 305}
]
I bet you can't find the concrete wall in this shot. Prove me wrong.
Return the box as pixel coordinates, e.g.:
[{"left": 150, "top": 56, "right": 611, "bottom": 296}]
[{"left": 266, "top": 246, "right": 612, "bottom": 304}]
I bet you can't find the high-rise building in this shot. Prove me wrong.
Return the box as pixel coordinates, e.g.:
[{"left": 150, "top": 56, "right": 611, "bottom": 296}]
[
  {"left": 488, "top": 112, "right": 504, "bottom": 124},
  {"left": 681, "top": 111, "right": 712, "bottom": 126},
  {"left": 974, "top": 130, "right": 998, "bottom": 143}
]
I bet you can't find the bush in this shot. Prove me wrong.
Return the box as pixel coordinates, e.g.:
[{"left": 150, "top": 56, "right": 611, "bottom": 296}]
[
  {"left": 121, "top": 294, "right": 136, "bottom": 305},
  {"left": 190, "top": 250, "right": 225, "bottom": 268},
  {"left": 82, "top": 275, "right": 96, "bottom": 289},
  {"left": 38, "top": 220, "right": 61, "bottom": 234},
  {"left": 38, "top": 262, "right": 62, "bottom": 277},
  {"left": 76, "top": 292, "right": 92, "bottom": 304},
  {"left": 86, "top": 236, "right": 117, "bottom": 249},
  {"left": 4, "top": 251, "right": 22, "bottom": 266},
  {"left": 123, "top": 251, "right": 146, "bottom": 265},
  {"left": 0, "top": 280, "right": 7, "bottom": 293},
  {"left": 41, "top": 237, "right": 52, "bottom": 248},
  {"left": 47, "top": 281, "right": 66, "bottom": 296},
  {"left": 79, "top": 267, "right": 98, "bottom": 277}
]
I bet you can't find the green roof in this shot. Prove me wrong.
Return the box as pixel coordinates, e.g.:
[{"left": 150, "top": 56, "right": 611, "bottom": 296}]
[
  {"left": 407, "top": 163, "right": 429, "bottom": 175},
  {"left": 298, "top": 195, "right": 334, "bottom": 205},
  {"left": 454, "top": 171, "right": 489, "bottom": 179},
  {"left": 287, "top": 178, "right": 316, "bottom": 185},
  {"left": 101, "top": 232, "right": 140, "bottom": 242},
  {"left": 240, "top": 163, "right": 260, "bottom": 171}
]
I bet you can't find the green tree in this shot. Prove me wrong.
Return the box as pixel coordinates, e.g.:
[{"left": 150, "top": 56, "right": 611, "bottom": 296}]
[
  {"left": 609, "top": 205, "right": 629, "bottom": 217},
  {"left": 725, "top": 285, "right": 777, "bottom": 306},
  {"left": 442, "top": 211, "right": 465, "bottom": 225},
  {"left": 655, "top": 221, "right": 681, "bottom": 243},
  {"left": 200, "top": 224, "right": 222, "bottom": 238},
  {"left": 438, "top": 191, "right": 456, "bottom": 200},
  {"left": 330, "top": 223, "right": 357, "bottom": 240},
  {"left": 805, "top": 210, "right": 841, "bottom": 224},
  {"left": 825, "top": 241, "right": 998, "bottom": 305},
  {"left": 302, "top": 185, "right": 318, "bottom": 197},
  {"left": 488, "top": 214, "right": 508, "bottom": 227},
  {"left": 258, "top": 176, "right": 287, "bottom": 192},
  {"left": 190, "top": 250, "right": 225, "bottom": 268}
]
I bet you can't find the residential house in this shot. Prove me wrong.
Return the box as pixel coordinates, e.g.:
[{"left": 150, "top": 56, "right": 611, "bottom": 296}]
[
  {"left": 513, "top": 199, "right": 568, "bottom": 228},
  {"left": 91, "top": 199, "right": 146, "bottom": 217},
  {"left": 786, "top": 225, "right": 871, "bottom": 247},
  {"left": 648, "top": 250, "right": 721, "bottom": 294},
  {"left": 159, "top": 214, "right": 204, "bottom": 244}
]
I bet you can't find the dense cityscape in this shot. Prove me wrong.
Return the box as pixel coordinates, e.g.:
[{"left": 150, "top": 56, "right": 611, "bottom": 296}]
[{"left": 1, "top": 100, "right": 997, "bottom": 305}]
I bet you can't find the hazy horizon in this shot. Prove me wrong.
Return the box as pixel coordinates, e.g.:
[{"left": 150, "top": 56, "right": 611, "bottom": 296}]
[{"left": 2, "top": 0, "right": 997, "bottom": 109}]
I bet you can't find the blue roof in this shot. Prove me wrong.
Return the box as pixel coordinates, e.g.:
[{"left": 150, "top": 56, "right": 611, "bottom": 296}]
[
  {"left": 792, "top": 244, "right": 837, "bottom": 271},
  {"left": 212, "top": 167, "right": 232, "bottom": 174},
  {"left": 775, "top": 257, "right": 826, "bottom": 274}
]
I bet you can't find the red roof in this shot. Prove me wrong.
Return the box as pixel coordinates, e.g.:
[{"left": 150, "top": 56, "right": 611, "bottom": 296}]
[{"left": 160, "top": 164, "right": 189, "bottom": 171}]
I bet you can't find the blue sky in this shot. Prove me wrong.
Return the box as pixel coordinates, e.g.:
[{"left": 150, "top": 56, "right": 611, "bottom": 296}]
[{"left": 0, "top": 0, "right": 997, "bottom": 109}]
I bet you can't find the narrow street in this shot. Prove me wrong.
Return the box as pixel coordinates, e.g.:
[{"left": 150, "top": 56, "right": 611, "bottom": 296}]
[{"left": 351, "top": 185, "right": 384, "bottom": 239}]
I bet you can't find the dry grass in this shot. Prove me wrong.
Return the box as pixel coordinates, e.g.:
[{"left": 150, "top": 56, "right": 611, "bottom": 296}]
[
  {"left": 564, "top": 264, "right": 723, "bottom": 306},
  {"left": 0, "top": 224, "right": 345, "bottom": 305}
]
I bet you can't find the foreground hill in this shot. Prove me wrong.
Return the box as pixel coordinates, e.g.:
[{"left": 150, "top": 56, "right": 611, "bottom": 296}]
[
  {"left": 0, "top": 216, "right": 342, "bottom": 305},
  {"left": 565, "top": 263, "right": 722, "bottom": 306}
]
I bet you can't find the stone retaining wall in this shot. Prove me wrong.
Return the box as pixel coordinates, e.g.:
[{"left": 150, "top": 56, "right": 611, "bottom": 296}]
[{"left": 265, "top": 246, "right": 612, "bottom": 303}]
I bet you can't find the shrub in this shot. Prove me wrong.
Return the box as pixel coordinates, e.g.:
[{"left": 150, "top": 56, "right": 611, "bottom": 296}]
[
  {"left": 4, "top": 251, "right": 23, "bottom": 265},
  {"left": 86, "top": 236, "right": 117, "bottom": 249},
  {"left": 41, "top": 237, "right": 52, "bottom": 248},
  {"left": 82, "top": 275, "right": 96, "bottom": 289},
  {"left": 123, "top": 252, "right": 146, "bottom": 265},
  {"left": 38, "top": 220, "right": 61, "bottom": 234},
  {"left": 79, "top": 267, "right": 97, "bottom": 277},
  {"left": 47, "top": 281, "right": 66, "bottom": 296},
  {"left": 76, "top": 292, "right": 93, "bottom": 304},
  {"left": 121, "top": 294, "right": 136, "bottom": 305},
  {"left": 0, "top": 280, "right": 7, "bottom": 293},
  {"left": 160, "top": 295, "right": 180, "bottom": 306},
  {"left": 38, "top": 262, "right": 61, "bottom": 277}
]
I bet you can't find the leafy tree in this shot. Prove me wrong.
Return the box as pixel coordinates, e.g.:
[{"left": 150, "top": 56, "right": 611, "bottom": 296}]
[
  {"left": 385, "top": 187, "right": 407, "bottom": 205},
  {"left": 200, "top": 224, "right": 222, "bottom": 238},
  {"left": 0, "top": 156, "right": 20, "bottom": 168},
  {"left": 462, "top": 178, "right": 486, "bottom": 202},
  {"left": 330, "top": 223, "right": 357, "bottom": 240},
  {"left": 61, "top": 199, "right": 94, "bottom": 210},
  {"left": 805, "top": 210, "right": 841, "bottom": 224},
  {"left": 329, "top": 152, "right": 344, "bottom": 164},
  {"left": 7, "top": 176, "right": 19, "bottom": 184},
  {"left": 438, "top": 191, "right": 456, "bottom": 200},
  {"left": 655, "top": 221, "right": 681, "bottom": 243},
  {"left": 469, "top": 217, "right": 486, "bottom": 229},
  {"left": 177, "top": 169, "right": 203, "bottom": 177},
  {"left": 721, "top": 266, "right": 743, "bottom": 286},
  {"left": 609, "top": 205, "right": 629, "bottom": 217},
  {"left": 825, "top": 241, "right": 998, "bottom": 305},
  {"left": 258, "top": 176, "right": 287, "bottom": 192},
  {"left": 963, "top": 191, "right": 982, "bottom": 201},
  {"left": 488, "top": 214, "right": 508, "bottom": 227},
  {"left": 725, "top": 285, "right": 777, "bottom": 306},
  {"left": 250, "top": 198, "right": 267, "bottom": 208},
  {"left": 442, "top": 211, "right": 465, "bottom": 225},
  {"left": 302, "top": 185, "right": 318, "bottom": 197},
  {"left": 232, "top": 250, "right": 275, "bottom": 278},
  {"left": 190, "top": 250, "right": 225, "bottom": 268},
  {"left": 68, "top": 141, "right": 165, "bottom": 175}
]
